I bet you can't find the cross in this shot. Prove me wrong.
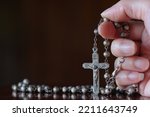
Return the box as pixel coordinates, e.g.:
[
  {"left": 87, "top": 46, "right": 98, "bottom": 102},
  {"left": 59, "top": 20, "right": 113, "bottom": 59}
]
[{"left": 82, "top": 48, "right": 109, "bottom": 95}]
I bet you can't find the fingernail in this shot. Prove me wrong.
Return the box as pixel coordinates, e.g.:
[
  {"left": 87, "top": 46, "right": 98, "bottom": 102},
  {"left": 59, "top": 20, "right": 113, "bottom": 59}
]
[
  {"left": 101, "top": 8, "right": 112, "bottom": 17},
  {"left": 128, "top": 72, "right": 144, "bottom": 81},
  {"left": 134, "top": 59, "right": 147, "bottom": 70},
  {"left": 119, "top": 40, "right": 135, "bottom": 55}
]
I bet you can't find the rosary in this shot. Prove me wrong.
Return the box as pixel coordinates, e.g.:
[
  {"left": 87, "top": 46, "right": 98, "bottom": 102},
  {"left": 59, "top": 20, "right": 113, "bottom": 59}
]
[{"left": 11, "top": 18, "right": 139, "bottom": 99}]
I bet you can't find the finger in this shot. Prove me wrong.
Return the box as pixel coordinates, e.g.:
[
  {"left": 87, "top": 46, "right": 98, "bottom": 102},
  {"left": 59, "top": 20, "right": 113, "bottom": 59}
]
[
  {"left": 139, "top": 71, "right": 150, "bottom": 96},
  {"left": 111, "top": 39, "right": 138, "bottom": 57},
  {"left": 101, "top": 0, "right": 150, "bottom": 36},
  {"left": 115, "top": 57, "right": 149, "bottom": 72},
  {"left": 98, "top": 20, "right": 144, "bottom": 40},
  {"left": 115, "top": 70, "right": 144, "bottom": 87}
]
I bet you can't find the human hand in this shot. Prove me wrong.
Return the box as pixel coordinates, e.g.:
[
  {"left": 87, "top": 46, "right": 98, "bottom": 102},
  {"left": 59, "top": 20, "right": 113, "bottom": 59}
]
[{"left": 98, "top": 0, "right": 150, "bottom": 97}]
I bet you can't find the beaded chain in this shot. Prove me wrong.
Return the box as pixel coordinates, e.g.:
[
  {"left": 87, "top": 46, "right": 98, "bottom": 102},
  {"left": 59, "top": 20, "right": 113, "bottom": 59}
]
[{"left": 11, "top": 18, "right": 139, "bottom": 99}]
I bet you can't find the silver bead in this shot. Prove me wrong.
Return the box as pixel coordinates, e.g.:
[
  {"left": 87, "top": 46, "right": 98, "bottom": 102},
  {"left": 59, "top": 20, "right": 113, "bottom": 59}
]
[
  {"left": 123, "top": 25, "right": 129, "bottom": 30},
  {"left": 18, "top": 82, "right": 22, "bottom": 87},
  {"left": 75, "top": 86, "right": 80, "bottom": 90},
  {"left": 27, "top": 85, "right": 33, "bottom": 92},
  {"left": 22, "top": 79, "right": 30, "bottom": 85},
  {"left": 94, "top": 29, "right": 98, "bottom": 35},
  {"left": 120, "top": 32, "right": 128, "bottom": 38},
  {"left": 20, "top": 86, "right": 26, "bottom": 92},
  {"left": 104, "top": 73, "right": 110, "bottom": 79},
  {"left": 103, "top": 40, "right": 110, "bottom": 46},
  {"left": 109, "top": 84, "right": 116, "bottom": 90},
  {"left": 12, "top": 84, "right": 17, "bottom": 91},
  {"left": 103, "top": 51, "right": 110, "bottom": 57},
  {"left": 100, "top": 88, "right": 105, "bottom": 95},
  {"left": 37, "top": 86, "right": 42, "bottom": 93},
  {"left": 43, "top": 86, "right": 49, "bottom": 90},
  {"left": 103, "top": 18, "right": 109, "bottom": 22},
  {"left": 81, "top": 87, "right": 87, "bottom": 94},
  {"left": 45, "top": 86, "right": 52, "bottom": 93},
  {"left": 53, "top": 86, "right": 59, "bottom": 93},
  {"left": 114, "top": 22, "right": 121, "bottom": 28},
  {"left": 71, "top": 87, "right": 77, "bottom": 93},
  {"left": 126, "top": 87, "right": 135, "bottom": 95},
  {"left": 105, "top": 88, "right": 111, "bottom": 95},
  {"left": 62, "top": 86, "right": 68, "bottom": 93}
]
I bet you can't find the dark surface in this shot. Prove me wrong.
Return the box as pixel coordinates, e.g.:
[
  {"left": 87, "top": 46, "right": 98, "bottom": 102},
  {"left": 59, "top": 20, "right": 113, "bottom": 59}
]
[{"left": 1, "top": 86, "right": 150, "bottom": 100}]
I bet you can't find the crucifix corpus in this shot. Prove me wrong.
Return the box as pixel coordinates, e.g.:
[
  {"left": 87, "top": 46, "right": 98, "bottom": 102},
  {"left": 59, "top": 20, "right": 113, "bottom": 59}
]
[{"left": 82, "top": 47, "right": 109, "bottom": 95}]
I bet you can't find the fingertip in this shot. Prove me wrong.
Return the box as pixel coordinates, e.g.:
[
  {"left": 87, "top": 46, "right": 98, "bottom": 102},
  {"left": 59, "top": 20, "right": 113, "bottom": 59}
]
[
  {"left": 98, "top": 21, "right": 117, "bottom": 39},
  {"left": 101, "top": 1, "right": 130, "bottom": 22},
  {"left": 111, "top": 39, "right": 137, "bottom": 57},
  {"left": 116, "top": 71, "right": 144, "bottom": 86}
]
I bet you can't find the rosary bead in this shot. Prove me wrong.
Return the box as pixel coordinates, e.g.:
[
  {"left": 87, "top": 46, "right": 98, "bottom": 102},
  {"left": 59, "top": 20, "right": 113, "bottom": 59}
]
[
  {"left": 18, "top": 82, "right": 22, "bottom": 87},
  {"left": 104, "top": 88, "right": 111, "bottom": 95},
  {"left": 27, "top": 85, "right": 33, "bottom": 92},
  {"left": 120, "top": 32, "right": 128, "bottom": 38},
  {"left": 12, "top": 84, "right": 17, "bottom": 91},
  {"left": 114, "top": 22, "right": 121, "bottom": 28},
  {"left": 104, "top": 73, "right": 110, "bottom": 79},
  {"left": 71, "top": 87, "right": 77, "bottom": 93},
  {"left": 103, "top": 18, "right": 109, "bottom": 22},
  {"left": 22, "top": 79, "right": 30, "bottom": 85},
  {"left": 81, "top": 86, "right": 87, "bottom": 94},
  {"left": 100, "top": 88, "right": 105, "bottom": 95},
  {"left": 37, "top": 86, "right": 42, "bottom": 93},
  {"left": 44, "top": 86, "right": 52, "bottom": 93},
  {"left": 20, "top": 86, "right": 26, "bottom": 92},
  {"left": 75, "top": 86, "right": 80, "bottom": 90},
  {"left": 123, "top": 25, "right": 129, "bottom": 30},
  {"left": 126, "top": 87, "right": 135, "bottom": 95},
  {"left": 103, "top": 40, "right": 110, "bottom": 46},
  {"left": 94, "top": 29, "right": 98, "bottom": 35},
  {"left": 53, "top": 86, "right": 59, "bottom": 93},
  {"left": 103, "top": 51, "right": 110, "bottom": 57},
  {"left": 62, "top": 86, "right": 68, "bottom": 93}
]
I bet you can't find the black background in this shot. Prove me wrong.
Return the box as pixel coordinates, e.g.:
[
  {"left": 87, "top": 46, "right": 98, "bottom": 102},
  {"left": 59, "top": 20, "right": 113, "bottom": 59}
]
[{"left": 0, "top": 0, "right": 118, "bottom": 87}]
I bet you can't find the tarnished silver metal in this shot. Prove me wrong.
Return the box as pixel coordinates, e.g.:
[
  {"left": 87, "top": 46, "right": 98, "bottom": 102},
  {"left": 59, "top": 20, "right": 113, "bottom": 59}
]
[
  {"left": 82, "top": 47, "right": 109, "bottom": 94},
  {"left": 82, "top": 27, "right": 110, "bottom": 95}
]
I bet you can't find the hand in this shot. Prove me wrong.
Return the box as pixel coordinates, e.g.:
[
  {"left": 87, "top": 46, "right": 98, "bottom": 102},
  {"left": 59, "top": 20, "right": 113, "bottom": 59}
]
[{"left": 98, "top": 0, "right": 150, "bottom": 97}]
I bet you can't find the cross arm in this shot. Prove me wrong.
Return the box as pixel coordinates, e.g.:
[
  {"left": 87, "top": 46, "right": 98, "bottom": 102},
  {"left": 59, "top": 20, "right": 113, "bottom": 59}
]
[
  {"left": 97, "top": 63, "right": 109, "bottom": 69},
  {"left": 82, "top": 63, "right": 93, "bottom": 69}
]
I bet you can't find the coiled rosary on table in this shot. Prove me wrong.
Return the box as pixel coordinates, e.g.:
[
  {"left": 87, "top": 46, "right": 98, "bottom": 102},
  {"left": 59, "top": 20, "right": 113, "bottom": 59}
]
[{"left": 11, "top": 18, "right": 139, "bottom": 100}]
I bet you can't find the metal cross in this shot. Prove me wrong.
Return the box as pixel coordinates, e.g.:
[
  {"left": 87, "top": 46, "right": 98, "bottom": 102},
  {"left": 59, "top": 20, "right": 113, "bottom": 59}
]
[{"left": 82, "top": 48, "right": 109, "bottom": 95}]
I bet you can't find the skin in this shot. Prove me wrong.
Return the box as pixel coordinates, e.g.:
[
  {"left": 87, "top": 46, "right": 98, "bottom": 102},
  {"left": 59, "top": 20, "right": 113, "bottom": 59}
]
[{"left": 98, "top": 0, "right": 150, "bottom": 97}]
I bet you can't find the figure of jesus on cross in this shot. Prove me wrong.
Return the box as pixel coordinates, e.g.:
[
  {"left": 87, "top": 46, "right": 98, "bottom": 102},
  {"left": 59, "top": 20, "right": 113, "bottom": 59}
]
[{"left": 82, "top": 47, "right": 109, "bottom": 95}]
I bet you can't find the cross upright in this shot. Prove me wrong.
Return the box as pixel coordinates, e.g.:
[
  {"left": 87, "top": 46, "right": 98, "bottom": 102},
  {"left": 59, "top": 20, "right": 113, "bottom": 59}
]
[{"left": 82, "top": 47, "right": 109, "bottom": 95}]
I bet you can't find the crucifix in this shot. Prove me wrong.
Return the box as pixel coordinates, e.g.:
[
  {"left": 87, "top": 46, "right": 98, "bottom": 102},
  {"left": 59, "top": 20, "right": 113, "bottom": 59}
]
[{"left": 82, "top": 47, "right": 109, "bottom": 95}]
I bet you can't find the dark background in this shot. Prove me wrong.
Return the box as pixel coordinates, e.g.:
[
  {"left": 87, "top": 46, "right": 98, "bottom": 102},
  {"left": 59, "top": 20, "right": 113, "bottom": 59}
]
[{"left": 0, "top": 0, "right": 118, "bottom": 87}]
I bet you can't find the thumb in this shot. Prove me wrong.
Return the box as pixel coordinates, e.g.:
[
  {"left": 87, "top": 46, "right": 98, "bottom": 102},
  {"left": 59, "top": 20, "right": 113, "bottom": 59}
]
[{"left": 101, "top": 0, "right": 150, "bottom": 36}]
